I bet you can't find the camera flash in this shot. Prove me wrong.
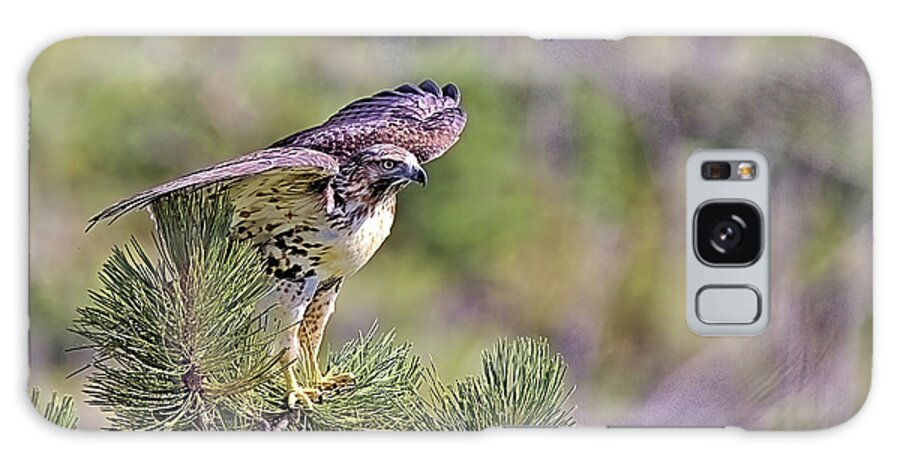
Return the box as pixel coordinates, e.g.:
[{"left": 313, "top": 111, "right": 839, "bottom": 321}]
[{"left": 737, "top": 162, "right": 756, "bottom": 180}]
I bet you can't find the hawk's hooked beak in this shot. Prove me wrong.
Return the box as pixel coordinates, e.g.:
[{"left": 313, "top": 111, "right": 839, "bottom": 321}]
[{"left": 407, "top": 165, "right": 428, "bottom": 187}]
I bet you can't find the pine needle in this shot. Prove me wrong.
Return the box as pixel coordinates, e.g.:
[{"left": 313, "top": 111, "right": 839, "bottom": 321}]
[{"left": 30, "top": 387, "right": 78, "bottom": 429}]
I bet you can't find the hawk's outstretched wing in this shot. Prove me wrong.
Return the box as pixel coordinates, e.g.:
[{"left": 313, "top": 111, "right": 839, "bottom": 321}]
[
  {"left": 87, "top": 147, "right": 338, "bottom": 230},
  {"left": 268, "top": 79, "right": 467, "bottom": 164}
]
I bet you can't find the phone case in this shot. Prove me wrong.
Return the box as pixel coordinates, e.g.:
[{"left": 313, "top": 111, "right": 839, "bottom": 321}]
[{"left": 27, "top": 37, "right": 872, "bottom": 431}]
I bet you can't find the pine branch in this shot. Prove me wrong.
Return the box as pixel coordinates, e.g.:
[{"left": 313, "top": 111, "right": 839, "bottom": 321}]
[
  {"left": 420, "top": 337, "right": 576, "bottom": 430},
  {"left": 72, "top": 189, "right": 282, "bottom": 430},
  {"left": 254, "top": 324, "right": 429, "bottom": 431},
  {"left": 31, "top": 387, "right": 79, "bottom": 429}
]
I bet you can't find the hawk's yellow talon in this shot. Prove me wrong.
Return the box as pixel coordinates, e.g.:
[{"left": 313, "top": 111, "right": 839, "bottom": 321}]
[
  {"left": 282, "top": 353, "right": 320, "bottom": 409},
  {"left": 286, "top": 387, "right": 318, "bottom": 409},
  {"left": 316, "top": 372, "right": 355, "bottom": 391}
]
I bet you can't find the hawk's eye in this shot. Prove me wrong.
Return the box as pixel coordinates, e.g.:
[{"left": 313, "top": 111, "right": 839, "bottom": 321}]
[{"left": 380, "top": 160, "right": 397, "bottom": 170}]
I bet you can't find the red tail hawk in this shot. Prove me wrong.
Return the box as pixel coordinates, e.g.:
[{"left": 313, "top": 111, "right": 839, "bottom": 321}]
[{"left": 89, "top": 80, "right": 467, "bottom": 407}]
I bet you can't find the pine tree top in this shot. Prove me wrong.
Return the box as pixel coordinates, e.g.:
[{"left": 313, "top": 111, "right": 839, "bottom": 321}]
[{"left": 66, "top": 189, "right": 576, "bottom": 431}]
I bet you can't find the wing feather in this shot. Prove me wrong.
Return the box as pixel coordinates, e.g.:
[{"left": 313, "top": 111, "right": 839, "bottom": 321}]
[
  {"left": 87, "top": 146, "right": 337, "bottom": 230},
  {"left": 268, "top": 79, "right": 467, "bottom": 164}
]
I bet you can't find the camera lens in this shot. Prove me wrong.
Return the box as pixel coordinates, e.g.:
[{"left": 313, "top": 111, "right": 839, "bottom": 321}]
[
  {"left": 711, "top": 219, "right": 743, "bottom": 251},
  {"left": 695, "top": 202, "right": 762, "bottom": 266}
]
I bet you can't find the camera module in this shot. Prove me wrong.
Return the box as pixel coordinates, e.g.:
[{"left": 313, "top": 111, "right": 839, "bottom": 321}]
[{"left": 694, "top": 201, "right": 762, "bottom": 266}]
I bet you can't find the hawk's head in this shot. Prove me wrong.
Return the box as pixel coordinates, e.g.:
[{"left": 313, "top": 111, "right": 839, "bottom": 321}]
[{"left": 337, "top": 144, "right": 427, "bottom": 204}]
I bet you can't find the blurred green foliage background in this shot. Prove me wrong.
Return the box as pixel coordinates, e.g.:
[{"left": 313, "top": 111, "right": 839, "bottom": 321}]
[{"left": 29, "top": 37, "right": 872, "bottom": 429}]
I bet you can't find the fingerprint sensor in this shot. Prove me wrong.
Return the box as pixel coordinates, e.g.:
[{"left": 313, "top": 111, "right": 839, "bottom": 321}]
[{"left": 696, "top": 286, "right": 761, "bottom": 324}]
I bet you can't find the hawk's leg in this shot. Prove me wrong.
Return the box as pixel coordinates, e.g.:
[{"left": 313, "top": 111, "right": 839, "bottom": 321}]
[
  {"left": 297, "top": 277, "right": 355, "bottom": 391},
  {"left": 273, "top": 276, "right": 320, "bottom": 408}
]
